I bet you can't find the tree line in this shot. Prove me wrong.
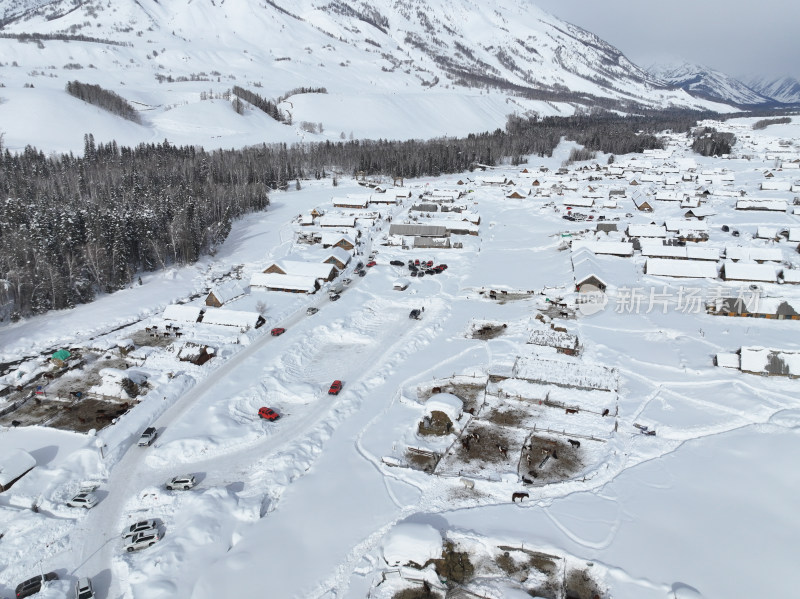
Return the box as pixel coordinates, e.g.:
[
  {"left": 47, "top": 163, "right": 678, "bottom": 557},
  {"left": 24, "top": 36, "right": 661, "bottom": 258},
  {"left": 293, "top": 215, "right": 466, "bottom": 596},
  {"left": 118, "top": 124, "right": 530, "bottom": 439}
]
[
  {"left": 66, "top": 80, "right": 142, "bottom": 124},
  {"left": 0, "top": 109, "right": 722, "bottom": 320}
]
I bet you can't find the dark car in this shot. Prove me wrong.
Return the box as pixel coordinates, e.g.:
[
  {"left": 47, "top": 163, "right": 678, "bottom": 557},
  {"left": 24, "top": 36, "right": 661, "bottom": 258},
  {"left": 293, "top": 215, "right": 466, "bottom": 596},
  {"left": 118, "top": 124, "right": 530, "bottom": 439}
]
[
  {"left": 16, "top": 573, "right": 58, "bottom": 598},
  {"left": 409, "top": 309, "right": 422, "bottom": 320},
  {"left": 270, "top": 327, "right": 286, "bottom": 336},
  {"left": 356, "top": 261, "right": 364, "bottom": 269},
  {"left": 389, "top": 260, "right": 404, "bottom": 266},
  {"left": 410, "top": 270, "right": 418, "bottom": 277},
  {"left": 258, "top": 407, "right": 280, "bottom": 421},
  {"left": 358, "top": 270, "right": 367, "bottom": 277},
  {"left": 328, "top": 380, "right": 343, "bottom": 395}
]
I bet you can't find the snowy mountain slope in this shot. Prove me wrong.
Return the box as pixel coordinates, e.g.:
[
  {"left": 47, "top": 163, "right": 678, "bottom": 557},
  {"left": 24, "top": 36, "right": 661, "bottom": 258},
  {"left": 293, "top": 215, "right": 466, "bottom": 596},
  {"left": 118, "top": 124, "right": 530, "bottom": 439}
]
[
  {"left": 648, "top": 62, "right": 773, "bottom": 106},
  {"left": 0, "top": 0, "right": 729, "bottom": 153},
  {"left": 747, "top": 75, "right": 800, "bottom": 105}
]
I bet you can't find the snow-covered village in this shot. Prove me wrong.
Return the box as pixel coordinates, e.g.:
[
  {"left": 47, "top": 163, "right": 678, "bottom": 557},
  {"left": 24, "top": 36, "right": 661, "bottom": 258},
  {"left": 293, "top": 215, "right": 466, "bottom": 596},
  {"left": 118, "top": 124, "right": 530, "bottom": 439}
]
[{"left": 0, "top": 1, "right": 799, "bottom": 599}]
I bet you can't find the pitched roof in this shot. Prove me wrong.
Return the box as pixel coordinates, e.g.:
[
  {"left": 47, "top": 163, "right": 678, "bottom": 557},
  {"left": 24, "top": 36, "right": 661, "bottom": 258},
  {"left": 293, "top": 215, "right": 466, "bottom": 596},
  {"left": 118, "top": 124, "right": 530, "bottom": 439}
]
[
  {"left": 266, "top": 260, "right": 337, "bottom": 279},
  {"left": 249, "top": 272, "right": 317, "bottom": 292},
  {"left": 207, "top": 281, "right": 246, "bottom": 304},
  {"left": 163, "top": 304, "right": 204, "bottom": 322},
  {"left": 201, "top": 309, "right": 263, "bottom": 329}
]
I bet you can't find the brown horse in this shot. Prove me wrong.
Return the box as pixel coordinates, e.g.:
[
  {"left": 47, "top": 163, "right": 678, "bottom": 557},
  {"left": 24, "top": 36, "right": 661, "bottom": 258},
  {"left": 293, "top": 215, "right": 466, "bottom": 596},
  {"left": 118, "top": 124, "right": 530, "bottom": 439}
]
[{"left": 511, "top": 492, "right": 529, "bottom": 503}]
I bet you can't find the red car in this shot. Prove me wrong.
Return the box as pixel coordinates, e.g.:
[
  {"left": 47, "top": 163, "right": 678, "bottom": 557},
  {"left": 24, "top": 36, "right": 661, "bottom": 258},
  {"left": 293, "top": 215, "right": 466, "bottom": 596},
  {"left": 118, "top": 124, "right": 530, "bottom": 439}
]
[
  {"left": 328, "top": 380, "right": 343, "bottom": 395},
  {"left": 258, "top": 407, "right": 280, "bottom": 421},
  {"left": 271, "top": 327, "right": 286, "bottom": 336},
  {"left": 366, "top": 261, "right": 377, "bottom": 267}
]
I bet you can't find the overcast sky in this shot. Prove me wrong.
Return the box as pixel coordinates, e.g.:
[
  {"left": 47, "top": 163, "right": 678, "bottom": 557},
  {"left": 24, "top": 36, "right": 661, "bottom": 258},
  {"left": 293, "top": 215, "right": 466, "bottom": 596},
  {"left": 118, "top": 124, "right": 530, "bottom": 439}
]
[{"left": 533, "top": 0, "right": 800, "bottom": 82}]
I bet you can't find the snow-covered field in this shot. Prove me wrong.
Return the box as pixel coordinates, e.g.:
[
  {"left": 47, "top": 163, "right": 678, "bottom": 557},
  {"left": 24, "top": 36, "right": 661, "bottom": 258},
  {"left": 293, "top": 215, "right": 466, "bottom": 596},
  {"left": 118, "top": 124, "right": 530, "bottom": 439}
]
[{"left": 1, "top": 120, "right": 800, "bottom": 599}]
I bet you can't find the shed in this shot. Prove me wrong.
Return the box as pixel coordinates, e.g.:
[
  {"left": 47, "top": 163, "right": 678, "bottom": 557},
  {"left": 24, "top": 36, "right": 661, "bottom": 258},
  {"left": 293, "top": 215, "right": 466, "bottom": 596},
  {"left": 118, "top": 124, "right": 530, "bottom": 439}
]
[
  {"left": 51, "top": 349, "right": 71, "bottom": 362},
  {"left": 0, "top": 449, "right": 36, "bottom": 492},
  {"left": 390, "top": 224, "right": 448, "bottom": 237},
  {"left": 425, "top": 393, "right": 463, "bottom": 423},
  {"left": 319, "top": 233, "right": 356, "bottom": 250},
  {"left": 413, "top": 236, "right": 451, "bottom": 249},
  {"left": 163, "top": 304, "right": 204, "bottom": 323}
]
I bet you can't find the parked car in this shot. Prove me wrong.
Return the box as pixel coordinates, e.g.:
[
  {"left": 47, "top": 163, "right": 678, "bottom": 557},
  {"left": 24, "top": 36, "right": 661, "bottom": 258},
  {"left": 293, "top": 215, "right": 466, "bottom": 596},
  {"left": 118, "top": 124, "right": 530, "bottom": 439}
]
[
  {"left": 67, "top": 492, "right": 98, "bottom": 509},
  {"left": 328, "top": 380, "right": 343, "bottom": 395},
  {"left": 409, "top": 309, "right": 422, "bottom": 320},
  {"left": 74, "top": 577, "right": 95, "bottom": 599},
  {"left": 137, "top": 427, "right": 157, "bottom": 447},
  {"left": 166, "top": 475, "right": 196, "bottom": 490},
  {"left": 270, "top": 327, "right": 286, "bottom": 336},
  {"left": 414, "top": 259, "right": 420, "bottom": 266},
  {"left": 389, "top": 260, "right": 404, "bottom": 266},
  {"left": 258, "top": 407, "right": 280, "bottom": 421},
  {"left": 124, "top": 530, "right": 161, "bottom": 552},
  {"left": 426, "top": 260, "right": 434, "bottom": 267},
  {"left": 356, "top": 261, "right": 364, "bottom": 269},
  {"left": 122, "top": 519, "right": 158, "bottom": 539},
  {"left": 15, "top": 573, "right": 58, "bottom": 598},
  {"left": 329, "top": 293, "right": 341, "bottom": 301},
  {"left": 342, "top": 278, "right": 352, "bottom": 285},
  {"left": 358, "top": 270, "right": 367, "bottom": 277},
  {"left": 306, "top": 307, "right": 319, "bottom": 315},
  {"left": 410, "top": 270, "right": 418, "bottom": 277},
  {"left": 366, "top": 261, "right": 377, "bottom": 267}
]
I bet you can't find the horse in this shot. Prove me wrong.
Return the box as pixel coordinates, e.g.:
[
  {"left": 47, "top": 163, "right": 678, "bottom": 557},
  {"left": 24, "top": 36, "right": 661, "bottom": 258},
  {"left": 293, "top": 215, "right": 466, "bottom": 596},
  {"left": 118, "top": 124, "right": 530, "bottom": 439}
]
[
  {"left": 565, "top": 408, "right": 578, "bottom": 415},
  {"left": 602, "top": 408, "right": 610, "bottom": 417},
  {"left": 568, "top": 439, "right": 581, "bottom": 448},
  {"left": 511, "top": 492, "right": 529, "bottom": 503}
]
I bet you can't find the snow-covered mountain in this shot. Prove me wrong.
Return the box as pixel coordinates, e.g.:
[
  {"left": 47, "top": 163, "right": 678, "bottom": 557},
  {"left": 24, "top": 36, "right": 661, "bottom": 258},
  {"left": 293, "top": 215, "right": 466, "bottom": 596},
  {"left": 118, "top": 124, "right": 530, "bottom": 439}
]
[
  {"left": 647, "top": 62, "right": 772, "bottom": 106},
  {"left": 0, "top": 0, "right": 729, "bottom": 153},
  {"left": 747, "top": 75, "right": 800, "bottom": 105}
]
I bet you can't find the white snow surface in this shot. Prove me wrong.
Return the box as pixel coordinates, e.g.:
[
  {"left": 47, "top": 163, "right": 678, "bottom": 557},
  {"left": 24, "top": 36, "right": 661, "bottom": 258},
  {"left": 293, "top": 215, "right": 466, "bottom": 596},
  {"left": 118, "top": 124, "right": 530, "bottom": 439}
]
[{"left": 1, "top": 124, "right": 800, "bottom": 599}]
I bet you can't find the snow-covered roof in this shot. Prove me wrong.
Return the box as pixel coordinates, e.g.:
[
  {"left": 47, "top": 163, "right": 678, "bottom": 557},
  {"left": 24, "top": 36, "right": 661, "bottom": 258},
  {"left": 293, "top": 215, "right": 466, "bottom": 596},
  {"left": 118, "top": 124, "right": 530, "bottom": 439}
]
[
  {"left": 512, "top": 355, "right": 616, "bottom": 390},
  {"left": 207, "top": 280, "right": 246, "bottom": 305},
  {"left": 736, "top": 199, "right": 787, "bottom": 211},
  {"left": 645, "top": 258, "right": 718, "bottom": 279},
  {"left": 571, "top": 241, "right": 634, "bottom": 256},
  {"left": 716, "top": 353, "right": 740, "bottom": 369},
  {"left": 756, "top": 226, "right": 778, "bottom": 239},
  {"left": 319, "top": 215, "right": 357, "bottom": 227},
  {"left": 725, "top": 246, "right": 783, "bottom": 262},
  {"left": 267, "top": 260, "right": 336, "bottom": 279},
  {"left": 788, "top": 228, "right": 800, "bottom": 243},
  {"left": 250, "top": 273, "right": 317, "bottom": 292},
  {"left": 319, "top": 232, "right": 356, "bottom": 247},
  {"left": 382, "top": 523, "right": 442, "bottom": 567},
  {"left": 323, "top": 247, "right": 352, "bottom": 265},
  {"left": 740, "top": 347, "right": 800, "bottom": 376},
  {"left": 783, "top": 269, "right": 800, "bottom": 284},
  {"left": 163, "top": 304, "right": 204, "bottom": 323},
  {"left": 425, "top": 393, "right": 463, "bottom": 421},
  {"left": 332, "top": 196, "right": 369, "bottom": 208},
  {"left": 722, "top": 261, "right": 777, "bottom": 283},
  {"left": 201, "top": 309, "right": 263, "bottom": 329},
  {"left": 528, "top": 328, "right": 578, "bottom": 350},
  {"left": 684, "top": 206, "right": 716, "bottom": 218},
  {"left": 562, "top": 196, "right": 594, "bottom": 207},
  {"left": 665, "top": 219, "right": 709, "bottom": 233},
  {"left": 0, "top": 449, "right": 36, "bottom": 487},
  {"left": 627, "top": 224, "right": 667, "bottom": 238}
]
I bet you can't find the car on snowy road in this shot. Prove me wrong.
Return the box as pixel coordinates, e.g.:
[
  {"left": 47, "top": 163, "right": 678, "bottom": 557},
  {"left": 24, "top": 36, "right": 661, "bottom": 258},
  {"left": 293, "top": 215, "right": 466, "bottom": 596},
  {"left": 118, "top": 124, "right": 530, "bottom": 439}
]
[
  {"left": 122, "top": 519, "right": 159, "bottom": 539},
  {"left": 67, "top": 492, "right": 98, "bottom": 509},
  {"left": 74, "top": 577, "right": 95, "bottom": 599},
  {"left": 258, "top": 407, "right": 280, "bottom": 421},
  {"left": 137, "top": 426, "right": 157, "bottom": 447},
  {"left": 124, "top": 530, "right": 161, "bottom": 553},
  {"left": 165, "top": 475, "right": 197, "bottom": 491},
  {"left": 328, "top": 380, "right": 343, "bottom": 395},
  {"left": 270, "top": 327, "right": 286, "bottom": 336}
]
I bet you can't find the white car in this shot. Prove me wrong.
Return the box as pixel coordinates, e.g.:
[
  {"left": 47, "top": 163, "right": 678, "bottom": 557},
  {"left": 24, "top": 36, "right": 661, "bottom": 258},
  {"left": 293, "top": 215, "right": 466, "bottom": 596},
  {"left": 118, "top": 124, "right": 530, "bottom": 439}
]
[
  {"left": 75, "top": 577, "right": 95, "bottom": 599},
  {"left": 124, "top": 530, "right": 160, "bottom": 552},
  {"left": 67, "top": 492, "right": 98, "bottom": 509},
  {"left": 165, "top": 475, "right": 197, "bottom": 490},
  {"left": 122, "top": 519, "right": 158, "bottom": 539},
  {"left": 137, "top": 426, "right": 157, "bottom": 446}
]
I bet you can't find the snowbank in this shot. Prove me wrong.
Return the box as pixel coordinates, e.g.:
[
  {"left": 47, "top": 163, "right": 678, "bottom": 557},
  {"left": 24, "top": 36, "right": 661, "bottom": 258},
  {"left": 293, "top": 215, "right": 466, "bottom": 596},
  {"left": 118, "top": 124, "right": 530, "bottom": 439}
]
[{"left": 382, "top": 523, "right": 443, "bottom": 567}]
